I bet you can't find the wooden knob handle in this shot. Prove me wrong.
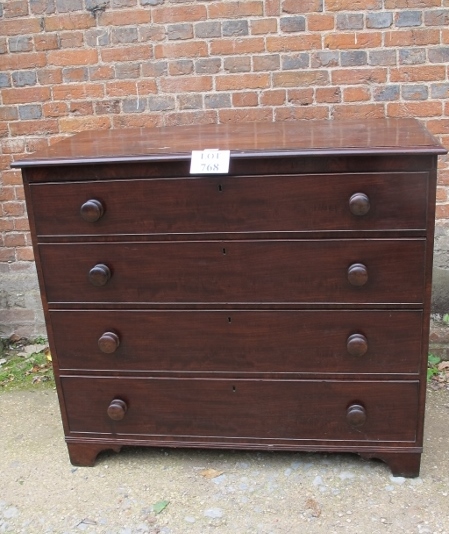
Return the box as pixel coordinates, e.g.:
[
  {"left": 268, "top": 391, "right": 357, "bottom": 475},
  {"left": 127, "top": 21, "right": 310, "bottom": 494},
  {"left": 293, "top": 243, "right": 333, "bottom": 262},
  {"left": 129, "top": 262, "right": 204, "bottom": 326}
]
[
  {"left": 88, "top": 263, "right": 111, "bottom": 287},
  {"left": 347, "top": 333, "right": 368, "bottom": 357},
  {"left": 80, "top": 199, "right": 104, "bottom": 222},
  {"left": 107, "top": 399, "right": 127, "bottom": 421},
  {"left": 347, "top": 263, "right": 368, "bottom": 287},
  {"left": 347, "top": 404, "right": 366, "bottom": 428},
  {"left": 349, "top": 193, "right": 370, "bottom": 216},
  {"left": 98, "top": 332, "right": 120, "bottom": 353}
]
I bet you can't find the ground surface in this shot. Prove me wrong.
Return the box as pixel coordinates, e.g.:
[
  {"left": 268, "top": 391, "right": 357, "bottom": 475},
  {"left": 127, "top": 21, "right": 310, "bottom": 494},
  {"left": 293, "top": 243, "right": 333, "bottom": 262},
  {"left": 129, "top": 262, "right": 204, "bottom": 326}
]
[{"left": 1, "top": 386, "right": 449, "bottom": 534}]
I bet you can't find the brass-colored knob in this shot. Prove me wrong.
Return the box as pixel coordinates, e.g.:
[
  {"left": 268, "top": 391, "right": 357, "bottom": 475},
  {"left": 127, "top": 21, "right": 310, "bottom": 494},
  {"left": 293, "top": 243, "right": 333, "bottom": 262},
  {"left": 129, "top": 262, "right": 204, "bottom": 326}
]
[
  {"left": 349, "top": 193, "right": 370, "bottom": 216},
  {"left": 98, "top": 332, "right": 120, "bottom": 354},
  {"left": 347, "top": 263, "right": 368, "bottom": 287},
  {"left": 347, "top": 333, "right": 368, "bottom": 357},
  {"left": 107, "top": 399, "right": 127, "bottom": 421},
  {"left": 346, "top": 404, "right": 366, "bottom": 428},
  {"left": 88, "top": 264, "right": 111, "bottom": 287},
  {"left": 80, "top": 199, "right": 104, "bottom": 222}
]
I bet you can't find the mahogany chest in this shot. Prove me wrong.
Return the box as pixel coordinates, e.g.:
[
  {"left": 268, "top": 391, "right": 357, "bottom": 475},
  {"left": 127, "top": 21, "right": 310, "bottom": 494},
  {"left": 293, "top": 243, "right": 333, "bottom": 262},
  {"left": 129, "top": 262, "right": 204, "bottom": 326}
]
[{"left": 13, "top": 119, "right": 447, "bottom": 477}]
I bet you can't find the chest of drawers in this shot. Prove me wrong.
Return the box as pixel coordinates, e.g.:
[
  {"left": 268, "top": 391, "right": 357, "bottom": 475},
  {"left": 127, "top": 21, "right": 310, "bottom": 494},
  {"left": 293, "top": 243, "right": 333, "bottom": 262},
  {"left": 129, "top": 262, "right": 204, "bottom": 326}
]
[{"left": 13, "top": 119, "right": 446, "bottom": 477}]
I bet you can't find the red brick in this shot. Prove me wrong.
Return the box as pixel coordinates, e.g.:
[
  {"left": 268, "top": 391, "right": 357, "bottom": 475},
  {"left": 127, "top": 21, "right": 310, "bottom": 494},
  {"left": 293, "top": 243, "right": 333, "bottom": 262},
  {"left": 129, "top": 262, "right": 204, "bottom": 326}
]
[
  {"left": 59, "top": 31, "right": 84, "bottom": 49},
  {"left": 1, "top": 139, "right": 26, "bottom": 154},
  {"left": 324, "top": 32, "right": 381, "bottom": 49},
  {"left": 232, "top": 92, "right": 259, "bottom": 107},
  {"left": 0, "top": 219, "right": 14, "bottom": 232},
  {"left": 266, "top": 0, "right": 280, "bottom": 16},
  {"left": 164, "top": 111, "right": 217, "bottom": 127},
  {"left": 267, "top": 35, "right": 321, "bottom": 52},
  {"left": 34, "top": 34, "right": 60, "bottom": 51},
  {"left": 260, "top": 89, "right": 286, "bottom": 106},
  {"left": 44, "top": 13, "right": 95, "bottom": 31},
  {"left": 4, "top": 233, "right": 26, "bottom": 247},
  {"left": 59, "top": 116, "right": 111, "bottom": 133},
  {"left": 384, "top": 29, "right": 441, "bottom": 47},
  {"left": 155, "top": 41, "right": 207, "bottom": 59},
  {"left": 275, "top": 106, "right": 329, "bottom": 121},
  {"left": 112, "top": 114, "right": 164, "bottom": 129},
  {"left": 53, "top": 83, "right": 104, "bottom": 100},
  {"left": 387, "top": 102, "right": 443, "bottom": 118},
  {"left": 282, "top": 0, "right": 323, "bottom": 12},
  {"left": 105, "top": 81, "right": 138, "bottom": 97},
  {"left": 89, "top": 65, "right": 115, "bottom": 81},
  {"left": 2, "top": 201, "right": 25, "bottom": 217},
  {"left": 427, "top": 119, "right": 449, "bottom": 136},
  {"left": 2, "top": 87, "right": 51, "bottom": 105},
  {"left": 47, "top": 49, "right": 98, "bottom": 66},
  {"left": 14, "top": 217, "right": 30, "bottom": 231},
  {"left": 307, "top": 14, "right": 335, "bottom": 31},
  {"left": 287, "top": 88, "right": 314, "bottom": 105},
  {"left": 390, "top": 66, "right": 446, "bottom": 83},
  {"left": 210, "top": 38, "right": 265, "bottom": 55},
  {"left": 37, "top": 68, "right": 63, "bottom": 85},
  {"left": 1, "top": 170, "right": 23, "bottom": 186},
  {"left": 16, "top": 246, "right": 35, "bottom": 261},
  {"left": 326, "top": 0, "right": 382, "bottom": 9},
  {"left": 101, "top": 45, "right": 152, "bottom": 63},
  {"left": 137, "top": 80, "right": 158, "bottom": 95},
  {"left": 332, "top": 68, "right": 387, "bottom": 84},
  {"left": 343, "top": 86, "right": 371, "bottom": 102},
  {"left": 251, "top": 19, "right": 278, "bottom": 35},
  {"left": 152, "top": 5, "right": 207, "bottom": 23},
  {"left": 385, "top": 0, "right": 439, "bottom": 6},
  {"left": 3, "top": 1, "right": 28, "bottom": 18},
  {"left": 273, "top": 71, "right": 329, "bottom": 87},
  {"left": 0, "top": 247, "right": 16, "bottom": 262},
  {"left": 437, "top": 187, "right": 448, "bottom": 202},
  {"left": 316, "top": 87, "right": 342, "bottom": 103},
  {"left": 0, "top": 18, "right": 41, "bottom": 35},
  {"left": 218, "top": 108, "right": 273, "bottom": 123},
  {"left": 10, "top": 119, "right": 59, "bottom": 136},
  {"left": 0, "top": 187, "right": 15, "bottom": 202},
  {"left": 99, "top": 10, "right": 151, "bottom": 25},
  {"left": 1, "top": 52, "right": 47, "bottom": 70},
  {"left": 208, "top": 1, "right": 263, "bottom": 18},
  {"left": 216, "top": 73, "right": 270, "bottom": 91},
  {"left": 332, "top": 104, "right": 385, "bottom": 120},
  {"left": 160, "top": 76, "right": 213, "bottom": 93}
]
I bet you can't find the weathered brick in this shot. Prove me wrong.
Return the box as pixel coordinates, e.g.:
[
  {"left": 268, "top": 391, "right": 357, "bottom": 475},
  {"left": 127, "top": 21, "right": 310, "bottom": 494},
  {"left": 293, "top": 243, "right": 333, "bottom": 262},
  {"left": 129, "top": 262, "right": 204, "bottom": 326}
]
[
  {"left": 219, "top": 108, "right": 273, "bottom": 123},
  {"left": 387, "top": 101, "right": 443, "bottom": 117},
  {"left": 159, "top": 76, "right": 213, "bottom": 93},
  {"left": 115, "top": 62, "right": 141, "bottom": 79},
  {"left": 369, "top": 50, "right": 397, "bottom": 66},
  {"left": 316, "top": 87, "right": 341, "bottom": 103},
  {"left": 30, "top": 0, "right": 56, "bottom": 15},
  {"left": 195, "top": 58, "right": 221, "bottom": 74},
  {"left": 62, "top": 67, "right": 88, "bottom": 83},
  {"left": 111, "top": 27, "right": 139, "bottom": 45},
  {"left": 52, "top": 83, "right": 104, "bottom": 100},
  {"left": 59, "top": 31, "right": 84, "bottom": 49},
  {"left": 148, "top": 96, "right": 175, "bottom": 111},
  {"left": 384, "top": 29, "right": 440, "bottom": 47},
  {"left": 373, "top": 85, "right": 400, "bottom": 101},
  {"left": 141, "top": 60, "right": 167, "bottom": 78},
  {"left": 425, "top": 10, "right": 449, "bottom": 26},
  {"left": 282, "top": 53, "right": 309, "bottom": 70},
  {"left": 266, "top": 0, "right": 280, "bottom": 16},
  {"left": 366, "top": 12, "right": 393, "bottom": 29},
  {"left": 276, "top": 106, "right": 329, "bottom": 121},
  {"left": 1, "top": 52, "right": 46, "bottom": 70},
  {"left": 43, "top": 101, "right": 69, "bottom": 117},
  {"left": 37, "top": 68, "right": 63, "bottom": 85},
  {"left": 336, "top": 13, "right": 364, "bottom": 30},
  {"left": 396, "top": 10, "right": 422, "bottom": 27},
  {"left": 101, "top": 45, "right": 152, "bottom": 62},
  {"left": 155, "top": 41, "right": 208, "bottom": 59},
  {"left": 59, "top": 115, "right": 111, "bottom": 132},
  {"left": 177, "top": 94, "right": 203, "bottom": 110},
  {"left": 94, "top": 100, "right": 121, "bottom": 115},
  {"left": 332, "top": 68, "right": 387, "bottom": 84},
  {"left": 89, "top": 65, "right": 115, "bottom": 80},
  {"left": 211, "top": 37, "right": 265, "bottom": 55},
  {"left": 0, "top": 107, "right": 18, "bottom": 121},
  {"left": 402, "top": 85, "right": 429, "bottom": 100},
  {"left": 205, "top": 93, "right": 232, "bottom": 109},
  {"left": 390, "top": 65, "right": 446, "bottom": 82},
  {"left": 112, "top": 0, "right": 137, "bottom": 7},
  {"left": 311, "top": 51, "right": 339, "bottom": 68},
  {"left": 254, "top": 54, "right": 280, "bottom": 71},
  {"left": 332, "top": 103, "right": 384, "bottom": 120},
  {"left": 152, "top": 5, "right": 207, "bottom": 23},
  {"left": 324, "top": 32, "right": 381, "bottom": 49},
  {"left": 18, "top": 104, "right": 42, "bottom": 120},
  {"left": 223, "top": 56, "right": 251, "bottom": 73},
  {"left": 326, "top": 0, "right": 381, "bottom": 9},
  {"left": 261, "top": 89, "right": 285, "bottom": 106},
  {"left": 251, "top": 18, "right": 277, "bottom": 35},
  {"left": 56, "top": 0, "right": 82, "bottom": 11},
  {"left": 343, "top": 86, "right": 371, "bottom": 102},
  {"left": 44, "top": 13, "right": 95, "bottom": 31},
  {"left": 34, "top": 34, "right": 60, "bottom": 50},
  {"left": 267, "top": 35, "right": 321, "bottom": 52},
  {"left": 429, "top": 47, "right": 449, "bottom": 64},
  {"left": 280, "top": 16, "right": 306, "bottom": 33},
  {"left": 2, "top": 86, "right": 51, "bottom": 104},
  {"left": 222, "top": 20, "right": 249, "bottom": 37},
  {"left": 168, "top": 59, "right": 194, "bottom": 76},
  {"left": 307, "top": 14, "right": 334, "bottom": 31},
  {"left": 122, "top": 98, "right": 146, "bottom": 113},
  {"left": 195, "top": 21, "right": 221, "bottom": 39},
  {"left": 431, "top": 84, "right": 449, "bottom": 99},
  {"left": 10, "top": 119, "right": 59, "bottom": 136},
  {"left": 0, "top": 18, "right": 41, "bottom": 35},
  {"left": 341, "top": 50, "right": 367, "bottom": 67},
  {"left": 85, "top": 0, "right": 109, "bottom": 14},
  {"left": 85, "top": 28, "right": 110, "bottom": 47},
  {"left": 8, "top": 35, "right": 33, "bottom": 53},
  {"left": 0, "top": 73, "right": 11, "bottom": 88},
  {"left": 167, "top": 23, "right": 193, "bottom": 40}
]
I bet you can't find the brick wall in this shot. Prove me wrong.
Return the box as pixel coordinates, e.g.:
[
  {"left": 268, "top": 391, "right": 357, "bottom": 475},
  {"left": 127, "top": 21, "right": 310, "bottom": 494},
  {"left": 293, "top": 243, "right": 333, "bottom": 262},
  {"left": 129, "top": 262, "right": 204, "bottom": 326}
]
[{"left": 1, "top": 0, "right": 449, "bottom": 341}]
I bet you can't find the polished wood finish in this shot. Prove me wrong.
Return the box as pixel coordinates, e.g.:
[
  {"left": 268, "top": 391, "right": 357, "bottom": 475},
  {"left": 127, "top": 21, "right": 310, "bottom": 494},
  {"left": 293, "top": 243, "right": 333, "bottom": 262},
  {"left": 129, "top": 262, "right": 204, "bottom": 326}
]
[{"left": 13, "top": 119, "right": 446, "bottom": 477}]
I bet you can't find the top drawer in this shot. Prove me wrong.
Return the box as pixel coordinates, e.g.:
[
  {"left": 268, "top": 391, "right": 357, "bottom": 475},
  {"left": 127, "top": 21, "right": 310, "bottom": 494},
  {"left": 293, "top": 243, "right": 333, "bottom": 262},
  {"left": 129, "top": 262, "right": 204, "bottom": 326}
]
[{"left": 29, "top": 172, "right": 428, "bottom": 237}]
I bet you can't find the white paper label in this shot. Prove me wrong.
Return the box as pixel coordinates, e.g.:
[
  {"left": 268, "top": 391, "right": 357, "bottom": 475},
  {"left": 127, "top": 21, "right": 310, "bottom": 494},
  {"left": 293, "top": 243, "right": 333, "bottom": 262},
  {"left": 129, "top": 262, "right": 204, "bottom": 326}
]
[{"left": 190, "top": 149, "right": 230, "bottom": 174}]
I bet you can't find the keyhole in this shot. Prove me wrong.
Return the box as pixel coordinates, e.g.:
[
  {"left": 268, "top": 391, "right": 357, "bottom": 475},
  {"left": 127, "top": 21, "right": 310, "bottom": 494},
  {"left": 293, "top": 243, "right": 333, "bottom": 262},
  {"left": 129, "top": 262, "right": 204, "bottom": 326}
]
[
  {"left": 228, "top": 316, "right": 232, "bottom": 323},
  {"left": 232, "top": 385, "right": 236, "bottom": 393},
  {"left": 222, "top": 248, "right": 226, "bottom": 255},
  {"left": 218, "top": 184, "right": 223, "bottom": 192}
]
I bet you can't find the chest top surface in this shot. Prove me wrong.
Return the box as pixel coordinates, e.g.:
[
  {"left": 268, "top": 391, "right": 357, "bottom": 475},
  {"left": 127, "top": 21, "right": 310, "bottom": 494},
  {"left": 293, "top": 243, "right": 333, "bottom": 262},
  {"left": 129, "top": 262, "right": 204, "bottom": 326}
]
[{"left": 11, "top": 118, "right": 447, "bottom": 169}]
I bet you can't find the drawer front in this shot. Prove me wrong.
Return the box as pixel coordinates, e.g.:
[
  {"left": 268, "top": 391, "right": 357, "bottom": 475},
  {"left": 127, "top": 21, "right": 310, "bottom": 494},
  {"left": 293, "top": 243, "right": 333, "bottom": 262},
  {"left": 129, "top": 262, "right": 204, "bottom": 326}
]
[
  {"left": 51, "top": 310, "right": 423, "bottom": 374},
  {"left": 61, "top": 377, "right": 419, "bottom": 442},
  {"left": 39, "top": 239, "right": 426, "bottom": 304},
  {"left": 29, "top": 172, "right": 428, "bottom": 236}
]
